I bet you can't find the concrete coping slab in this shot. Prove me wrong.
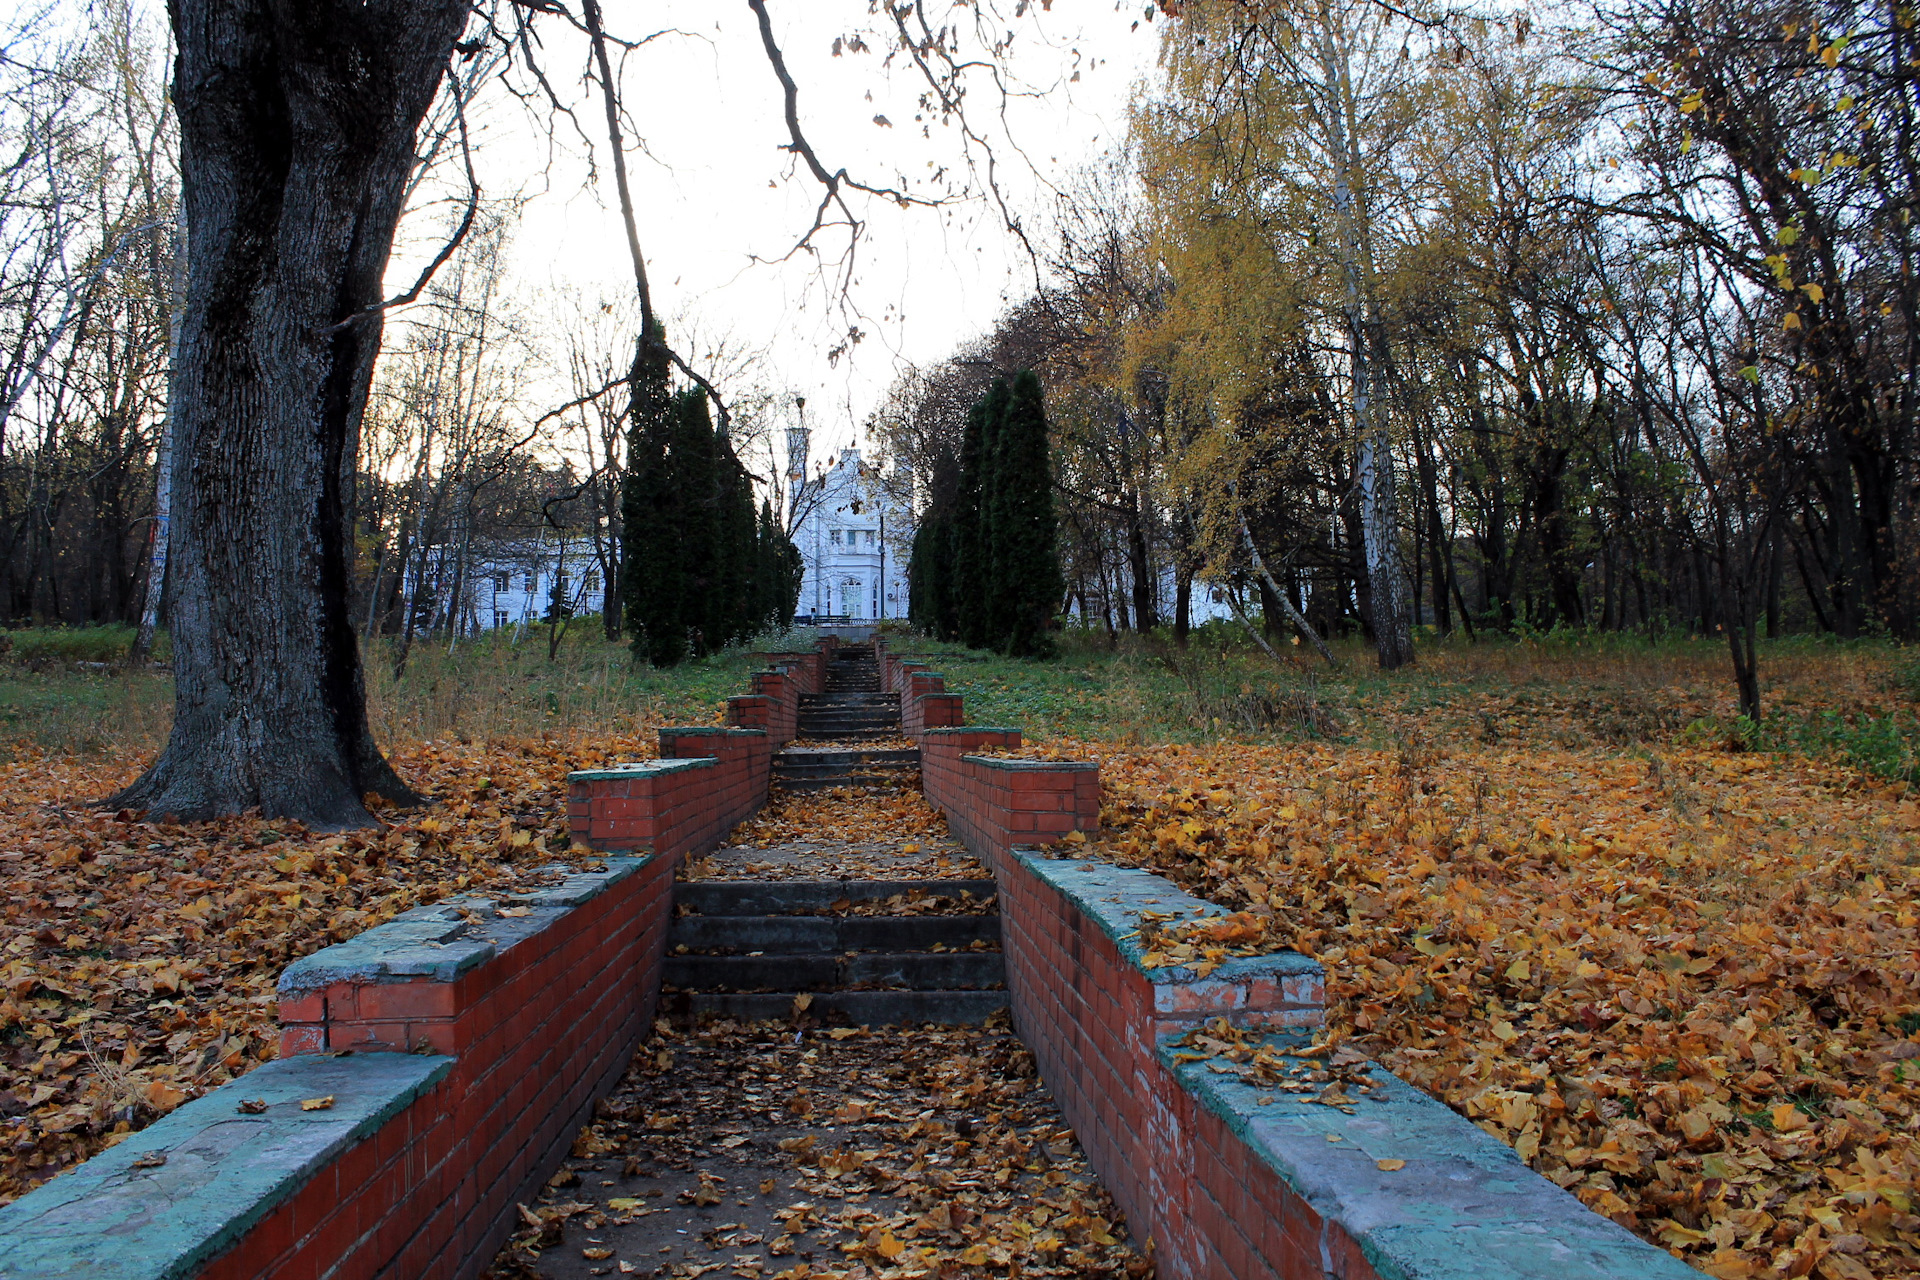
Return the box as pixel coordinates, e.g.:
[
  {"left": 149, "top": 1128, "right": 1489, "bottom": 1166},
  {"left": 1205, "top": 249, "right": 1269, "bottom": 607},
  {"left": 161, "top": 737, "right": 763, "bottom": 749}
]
[
  {"left": 278, "top": 857, "right": 648, "bottom": 993},
  {"left": 1161, "top": 1032, "right": 1700, "bottom": 1280},
  {"left": 0, "top": 1052, "right": 453, "bottom": 1280},
  {"left": 921, "top": 726, "right": 1023, "bottom": 737},
  {"left": 959, "top": 754, "right": 1097, "bottom": 773},
  {"left": 656, "top": 726, "right": 769, "bottom": 738},
  {"left": 566, "top": 757, "right": 718, "bottom": 783},
  {"left": 1009, "top": 850, "right": 1320, "bottom": 986}
]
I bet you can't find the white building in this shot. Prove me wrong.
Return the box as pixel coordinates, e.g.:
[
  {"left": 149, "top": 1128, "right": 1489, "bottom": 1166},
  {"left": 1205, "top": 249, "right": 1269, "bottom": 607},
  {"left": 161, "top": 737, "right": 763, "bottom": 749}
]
[
  {"left": 786, "top": 422, "right": 912, "bottom": 623},
  {"left": 417, "top": 539, "right": 606, "bottom": 634}
]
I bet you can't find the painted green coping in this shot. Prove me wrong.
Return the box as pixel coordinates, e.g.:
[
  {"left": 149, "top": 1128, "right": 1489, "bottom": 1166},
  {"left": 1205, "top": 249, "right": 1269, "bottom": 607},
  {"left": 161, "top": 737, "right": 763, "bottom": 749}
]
[
  {"left": 922, "top": 726, "right": 1022, "bottom": 737},
  {"left": 0, "top": 1052, "right": 452, "bottom": 1280},
  {"left": 566, "top": 757, "right": 716, "bottom": 783},
  {"left": 1161, "top": 1034, "right": 1700, "bottom": 1280},
  {"left": 1010, "top": 849, "right": 1320, "bottom": 985},
  {"left": 278, "top": 857, "right": 648, "bottom": 993},
  {"left": 960, "top": 754, "right": 1097, "bottom": 772}
]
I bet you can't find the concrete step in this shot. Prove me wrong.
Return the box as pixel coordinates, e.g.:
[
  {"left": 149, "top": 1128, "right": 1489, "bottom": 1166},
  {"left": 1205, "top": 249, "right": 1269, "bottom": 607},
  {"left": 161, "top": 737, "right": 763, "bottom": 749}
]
[
  {"left": 773, "top": 748, "right": 920, "bottom": 770},
  {"left": 663, "top": 950, "right": 1005, "bottom": 992},
  {"left": 793, "top": 728, "right": 904, "bottom": 741},
  {"left": 801, "top": 694, "right": 897, "bottom": 708},
  {"left": 667, "top": 989, "right": 1009, "bottom": 1025},
  {"left": 772, "top": 764, "right": 919, "bottom": 782},
  {"left": 775, "top": 778, "right": 915, "bottom": 792},
  {"left": 669, "top": 913, "right": 999, "bottom": 953},
  {"left": 674, "top": 879, "right": 996, "bottom": 916}
]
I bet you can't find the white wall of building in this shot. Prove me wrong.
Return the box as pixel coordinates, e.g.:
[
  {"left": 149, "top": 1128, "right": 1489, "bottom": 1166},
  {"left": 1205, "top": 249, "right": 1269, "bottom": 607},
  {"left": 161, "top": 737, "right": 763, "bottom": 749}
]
[{"left": 790, "top": 447, "right": 912, "bottom": 623}]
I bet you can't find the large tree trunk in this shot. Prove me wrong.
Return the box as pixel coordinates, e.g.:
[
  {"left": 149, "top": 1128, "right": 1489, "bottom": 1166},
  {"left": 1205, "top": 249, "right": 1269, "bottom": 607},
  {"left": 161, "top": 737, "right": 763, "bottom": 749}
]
[{"left": 112, "top": 0, "right": 465, "bottom": 827}]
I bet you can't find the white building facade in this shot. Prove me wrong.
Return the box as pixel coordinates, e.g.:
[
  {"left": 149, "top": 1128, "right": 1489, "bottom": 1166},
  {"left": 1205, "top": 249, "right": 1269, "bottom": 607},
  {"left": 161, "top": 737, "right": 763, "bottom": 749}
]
[{"left": 787, "top": 436, "right": 913, "bottom": 624}]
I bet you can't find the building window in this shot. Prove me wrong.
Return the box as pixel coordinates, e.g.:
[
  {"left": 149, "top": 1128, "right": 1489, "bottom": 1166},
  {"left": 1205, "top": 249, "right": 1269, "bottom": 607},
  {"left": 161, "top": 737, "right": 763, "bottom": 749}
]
[
  {"left": 526, "top": 574, "right": 537, "bottom": 592},
  {"left": 584, "top": 570, "right": 599, "bottom": 593},
  {"left": 493, "top": 609, "right": 510, "bottom": 629},
  {"left": 830, "top": 528, "right": 842, "bottom": 546},
  {"left": 863, "top": 529, "right": 876, "bottom": 546},
  {"left": 493, "top": 572, "right": 508, "bottom": 592}
]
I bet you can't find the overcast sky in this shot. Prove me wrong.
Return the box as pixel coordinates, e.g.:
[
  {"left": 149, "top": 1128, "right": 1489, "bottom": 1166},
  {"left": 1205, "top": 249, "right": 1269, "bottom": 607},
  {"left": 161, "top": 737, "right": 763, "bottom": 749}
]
[{"left": 437, "top": 2, "right": 1165, "bottom": 463}]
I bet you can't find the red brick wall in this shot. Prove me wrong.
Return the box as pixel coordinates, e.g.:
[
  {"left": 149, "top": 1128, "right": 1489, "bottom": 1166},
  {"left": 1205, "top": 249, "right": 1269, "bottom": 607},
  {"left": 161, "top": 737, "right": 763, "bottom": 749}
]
[
  {"left": 876, "top": 643, "right": 967, "bottom": 739},
  {"left": 657, "top": 728, "right": 772, "bottom": 823},
  {"left": 243, "top": 855, "right": 676, "bottom": 1280},
  {"left": 994, "top": 853, "right": 1340, "bottom": 1280},
  {"left": 728, "top": 652, "right": 826, "bottom": 743},
  {"left": 566, "top": 727, "right": 769, "bottom": 862},
  {"left": 917, "top": 737, "right": 1099, "bottom": 864},
  {"left": 921, "top": 742, "right": 1363, "bottom": 1280}
]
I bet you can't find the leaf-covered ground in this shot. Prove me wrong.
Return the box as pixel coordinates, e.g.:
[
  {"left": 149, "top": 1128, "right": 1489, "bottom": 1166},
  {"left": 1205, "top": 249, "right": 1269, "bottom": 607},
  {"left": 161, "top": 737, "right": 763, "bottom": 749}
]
[
  {"left": 487, "top": 1019, "right": 1146, "bottom": 1279},
  {"left": 0, "top": 732, "right": 669, "bottom": 1204},
  {"left": 1073, "top": 735, "right": 1920, "bottom": 1280}
]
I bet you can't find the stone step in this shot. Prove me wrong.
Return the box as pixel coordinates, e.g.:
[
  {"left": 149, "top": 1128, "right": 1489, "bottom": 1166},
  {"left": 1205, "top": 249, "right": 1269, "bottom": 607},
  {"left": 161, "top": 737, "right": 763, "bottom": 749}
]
[
  {"left": 801, "top": 694, "right": 897, "bottom": 708},
  {"left": 667, "top": 989, "right": 1009, "bottom": 1025},
  {"left": 772, "top": 763, "right": 920, "bottom": 781},
  {"left": 772, "top": 748, "right": 920, "bottom": 770},
  {"left": 776, "top": 776, "right": 913, "bottom": 791},
  {"left": 663, "top": 950, "right": 1006, "bottom": 992},
  {"left": 674, "top": 879, "right": 997, "bottom": 916},
  {"left": 795, "top": 721, "right": 903, "bottom": 736},
  {"left": 669, "top": 913, "right": 998, "bottom": 953},
  {"left": 795, "top": 725, "right": 903, "bottom": 738}
]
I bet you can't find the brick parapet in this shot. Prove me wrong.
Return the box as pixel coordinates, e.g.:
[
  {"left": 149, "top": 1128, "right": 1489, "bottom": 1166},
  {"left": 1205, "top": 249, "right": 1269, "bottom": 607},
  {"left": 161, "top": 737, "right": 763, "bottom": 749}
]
[
  {"left": 565, "top": 727, "right": 769, "bottom": 863},
  {"left": 0, "top": 855, "right": 678, "bottom": 1280},
  {"left": 875, "top": 640, "right": 966, "bottom": 738},
  {"left": 928, "top": 729, "right": 1701, "bottom": 1280},
  {"left": 917, "top": 734, "right": 1098, "bottom": 865}
]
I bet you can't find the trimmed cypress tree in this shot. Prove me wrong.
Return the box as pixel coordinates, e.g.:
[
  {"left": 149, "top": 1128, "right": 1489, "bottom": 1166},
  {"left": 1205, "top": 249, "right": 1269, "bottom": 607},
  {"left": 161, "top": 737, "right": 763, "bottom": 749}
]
[
  {"left": 954, "top": 380, "right": 1008, "bottom": 650},
  {"left": 991, "top": 370, "right": 1062, "bottom": 657},
  {"left": 620, "top": 324, "right": 686, "bottom": 667},
  {"left": 908, "top": 447, "right": 961, "bottom": 640},
  {"left": 670, "top": 388, "right": 721, "bottom": 658},
  {"left": 710, "top": 424, "right": 758, "bottom": 647}
]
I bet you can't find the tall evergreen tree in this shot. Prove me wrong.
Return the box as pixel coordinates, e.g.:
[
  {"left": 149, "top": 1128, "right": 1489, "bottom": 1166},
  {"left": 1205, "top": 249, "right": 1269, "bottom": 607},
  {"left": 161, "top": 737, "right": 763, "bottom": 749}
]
[
  {"left": 992, "top": 370, "right": 1063, "bottom": 657},
  {"left": 671, "top": 388, "right": 721, "bottom": 657},
  {"left": 711, "top": 424, "right": 758, "bottom": 647},
  {"left": 954, "top": 380, "right": 1009, "bottom": 649},
  {"left": 909, "top": 447, "right": 961, "bottom": 640},
  {"left": 620, "top": 325, "right": 686, "bottom": 667}
]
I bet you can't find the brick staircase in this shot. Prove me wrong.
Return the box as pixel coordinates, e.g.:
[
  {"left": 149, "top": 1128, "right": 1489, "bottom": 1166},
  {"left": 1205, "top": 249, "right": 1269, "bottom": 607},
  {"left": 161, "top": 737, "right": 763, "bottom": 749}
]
[
  {"left": 794, "top": 645, "right": 900, "bottom": 741},
  {"left": 774, "top": 642, "right": 918, "bottom": 788},
  {"left": 769, "top": 745, "right": 919, "bottom": 790},
  {"left": 660, "top": 874, "right": 1009, "bottom": 1024}
]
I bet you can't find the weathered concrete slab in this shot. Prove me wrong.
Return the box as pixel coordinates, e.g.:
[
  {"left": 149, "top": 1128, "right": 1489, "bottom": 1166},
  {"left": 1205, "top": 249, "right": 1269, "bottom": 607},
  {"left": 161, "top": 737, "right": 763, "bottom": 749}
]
[
  {"left": 1164, "top": 1034, "right": 1702, "bottom": 1280},
  {"left": 0, "top": 1053, "right": 451, "bottom": 1280}
]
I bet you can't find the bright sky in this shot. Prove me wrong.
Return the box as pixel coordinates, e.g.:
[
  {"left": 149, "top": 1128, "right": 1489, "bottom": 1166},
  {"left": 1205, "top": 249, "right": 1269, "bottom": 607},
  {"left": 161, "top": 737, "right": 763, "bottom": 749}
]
[{"left": 450, "top": 2, "right": 1165, "bottom": 463}]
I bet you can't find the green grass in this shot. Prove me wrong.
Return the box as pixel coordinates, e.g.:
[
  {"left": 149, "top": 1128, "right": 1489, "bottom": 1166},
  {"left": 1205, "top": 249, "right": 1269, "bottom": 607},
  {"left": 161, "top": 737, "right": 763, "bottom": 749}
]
[
  {"left": 899, "top": 625, "right": 1920, "bottom": 768},
  {"left": 0, "top": 623, "right": 169, "bottom": 664},
  {"left": 2, "top": 619, "right": 1916, "bottom": 785},
  {"left": 0, "top": 623, "right": 788, "bottom": 757}
]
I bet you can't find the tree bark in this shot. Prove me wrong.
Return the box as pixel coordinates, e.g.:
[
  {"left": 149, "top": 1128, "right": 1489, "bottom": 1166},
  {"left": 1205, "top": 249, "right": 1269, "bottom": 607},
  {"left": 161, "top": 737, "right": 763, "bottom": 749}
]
[
  {"left": 1315, "top": 11, "right": 1412, "bottom": 669},
  {"left": 112, "top": 0, "right": 465, "bottom": 827}
]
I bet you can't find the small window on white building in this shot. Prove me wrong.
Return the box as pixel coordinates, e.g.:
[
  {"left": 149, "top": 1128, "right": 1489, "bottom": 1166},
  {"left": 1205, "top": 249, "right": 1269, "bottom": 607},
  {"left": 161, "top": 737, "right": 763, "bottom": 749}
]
[
  {"left": 494, "top": 609, "right": 510, "bottom": 629},
  {"left": 830, "top": 528, "right": 842, "bottom": 546},
  {"left": 493, "top": 572, "right": 508, "bottom": 592},
  {"left": 863, "top": 529, "right": 876, "bottom": 546},
  {"left": 526, "top": 573, "right": 537, "bottom": 592},
  {"left": 584, "top": 570, "right": 599, "bottom": 593}
]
